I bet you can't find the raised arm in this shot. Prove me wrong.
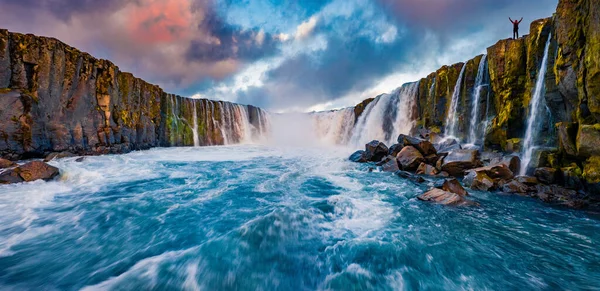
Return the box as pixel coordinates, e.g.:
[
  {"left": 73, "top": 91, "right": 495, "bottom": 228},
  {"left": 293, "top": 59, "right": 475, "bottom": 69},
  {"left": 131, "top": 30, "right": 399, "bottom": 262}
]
[
  {"left": 509, "top": 17, "right": 514, "bottom": 23},
  {"left": 518, "top": 17, "right": 523, "bottom": 24}
]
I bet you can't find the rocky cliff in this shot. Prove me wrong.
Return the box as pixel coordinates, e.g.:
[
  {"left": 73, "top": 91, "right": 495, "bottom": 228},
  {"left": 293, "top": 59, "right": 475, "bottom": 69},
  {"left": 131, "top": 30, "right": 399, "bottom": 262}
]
[
  {"left": 0, "top": 30, "right": 268, "bottom": 160},
  {"left": 350, "top": 0, "right": 599, "bottom": 191}
]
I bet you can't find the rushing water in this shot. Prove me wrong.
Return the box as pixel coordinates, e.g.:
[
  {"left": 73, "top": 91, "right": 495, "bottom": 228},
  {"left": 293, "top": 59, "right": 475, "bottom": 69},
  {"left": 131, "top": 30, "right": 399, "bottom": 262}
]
[
  {"left": 521, "top": 34, "right": 553, "bottom": 175},
  {"left": 445, "top": 63, "right": 467, "bottom": 140},
  {"left": 468, "top": 55, "right": 489, "bottom": 145},
  {"left": 1, "top": 146, "right": 599, "bottom": 290}
]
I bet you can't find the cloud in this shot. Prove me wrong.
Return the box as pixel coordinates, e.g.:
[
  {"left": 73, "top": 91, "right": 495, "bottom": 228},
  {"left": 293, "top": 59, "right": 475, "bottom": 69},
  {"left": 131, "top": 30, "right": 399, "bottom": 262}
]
[{"left": 295, "top": 16, "right": 319, "bottom": 40}]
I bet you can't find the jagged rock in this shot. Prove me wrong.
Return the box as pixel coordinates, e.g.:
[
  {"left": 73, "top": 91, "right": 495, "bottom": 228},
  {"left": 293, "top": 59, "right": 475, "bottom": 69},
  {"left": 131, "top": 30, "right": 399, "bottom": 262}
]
[
  {"left": 436, "top": 171, "right": 450, "bottom": 178},
  {"left": 435, "top": 178, "right": 468, "bottom": 196},
  {"left": 556, "top": 122, "right": 578, "bottom": 156},
  {"left": 0, "top": 170, "right": 23, "bottom": 184},
  {"left": 424, "top": 154, "right": 439, "bottom": 165},
  {"left": 502, "top": 180, "right": 530, "bottom": 194},
  {"left": 353, "top": 98, "right": 375, "bottom": 123},
  {"left": 500, "top": 155, "right": 521, "bottom": 174},
  {"left": 515, "top": 175, "right": 540, "bottom": 186},
  {"left": 395, "top": 171, "right": 426, "bottom": 183},
  {"left": 464, "top": 171, "right": 495, "bottom": 191},
  {"left": 416, "top": 162, "right": 438, "bottom": 176},
  {"left": 436, "top": 138, "right": 461, "bottom": 154},
  {"left": 379, "top": 156, "right": 400, "bottom": 172},
  {"left": 397, "top": 134, "right": 437, "bottom": 156},
  {"left": 505, "top": 138, "right": 522, "bottom": 153},
  {"left": 534, "top": 167, "right": 559, "bottom": 184},
  {"left": 75, "top": 157, "right": 85, "bottom": 162},
  {"left": 396, "top": 146, "right": 424, "bottom": 171},
  {"left": 44, "top": 151, "right": 76, "bottom": 162},
  {"left": 418, "top": 188, "right": 474, "bottom": 206},
  {"left": 577, "top": 124, "right": 600, "bottom": 157},
  {"left": 440, "top": 149, "right": 480, "bottom": 177},
  {"left": 388, "top": 144, "right": 403, "bottom": 157},
  {"left": 0, "top": 158, "right": 16, "bottom": 168},
  {"left": 583, "top": 156, "right": 600, "bottom": 186},
  {"left": 482, "top": 152, "right": 504, "bottom": 166},
  {"left": 561, "top": 163, "right": 583, "bottom": 190},
  {"left": 14, "top": 161, "right": 60, "bottom": 182},
  {"left": 349, "top": 150, "right": 369, "bottom": 163},
  {"left": 365, "top": 140, "right": 389, "bottom": 162},
  {"left": 465, "top": 164, "right": 514, "bottom": 181}
]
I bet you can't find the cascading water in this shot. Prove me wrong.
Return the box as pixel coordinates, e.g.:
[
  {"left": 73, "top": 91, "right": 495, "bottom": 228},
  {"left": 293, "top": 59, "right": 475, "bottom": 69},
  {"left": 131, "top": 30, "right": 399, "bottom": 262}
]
[
  {"left": 350, "top": 82, "right": 420, "bottom": 146},
  {"left": 468, "top": 55, "right": 489, "bottom": 145},
  {"left": 313, "top": 108, "right": 356, "bottom": 145},
  {"left": 520, "top": 33, "right": 552, "bottom": 175},
  {"left": 445, "top": 63, "right": 467, "bottom": 140},
  {"left": 192, "top": 101, "right": 200, "bottom": 147}
]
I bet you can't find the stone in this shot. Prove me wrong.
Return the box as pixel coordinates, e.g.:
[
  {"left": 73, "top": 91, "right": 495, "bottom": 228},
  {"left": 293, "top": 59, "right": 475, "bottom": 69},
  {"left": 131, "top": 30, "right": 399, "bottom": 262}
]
[
  {"left": 395, "top": 171, "right": 426, "bottom": 183},
  {"left": 365, "top": 140, "right": 389, "bottom": 162},
  {"left": 388, "top": 144, "right": 403, "bottom": 157},
  {"left": 500, "top": 155, "right": 521, "bottom": 174},
  {"left": 349, "top": 150, "right": 369, "bottom": 163},
  {"left": 556, "top": 122, "right": 578, "bottom": 156},
  {"left": 466, "top": 164, "right": 514, "bottom": 181},
  {"left": 0, "top": 170, "right": 24, "bottom": 184},
  {"left": 506, "top": 138, "right": 522, "bottom": 153},
  {"left": 501, "top": 180, "right": 529, "bottom": 194},
  {"left": 379, "top": 156, "right": 400, "bottom": 172},
  {"left": 437, "top": 178, "right": 468, "bottom": 196},
  {"left": 418, "top": 188, "right": 473, "bottom": 206},
  {"left": 435, "top": 138, "right": 461, "bottom": 154},
  {"left": 416, "top": 162, "right": 438, "bottom": 176},
  {"left": 534, "top": 167, "right": 559, "bottom": 184},
  {"left": 576, "top": 124, "right": 600, "bottom": 157},
  {"left": 44, "top": 151, "right": 76, "bottom": 162},
  {"left": 397, "top": 134, "right": 437, "bottom": 156},
  {"left": 440, "top": 149, "right": 480, "bottom": 177},
  {"left": 396, "top": 146, "right": 424, "bottom": 171},
  {"left": 424, "top": 154, "right": 439, "bottom": 165},
  {"left": 0, "top": 158, "right": 16, "bottom": 168},
  {"left": 75, "top": 157, "right": 85, "bottom": 162},
  {"left": 515, "top": 176, "right": 540, "bottom": 186},
  {"left": 583, "top": 156, "right": 600, "bottom": 185},
  {"left": 464, "top": 171, "right": 495, "bottom": 191},
  {"left": 561, "top": 163, "right": 583, "bottom": 190},
  {"left": 14, "top": 161, "right": 60, "bottom": 182}
]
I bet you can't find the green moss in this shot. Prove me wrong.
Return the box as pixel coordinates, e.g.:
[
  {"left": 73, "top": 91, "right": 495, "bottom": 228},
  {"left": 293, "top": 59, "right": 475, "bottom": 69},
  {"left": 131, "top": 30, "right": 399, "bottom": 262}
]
[{"left": 583, "top": 156, "right": 600, "bottom": 184}]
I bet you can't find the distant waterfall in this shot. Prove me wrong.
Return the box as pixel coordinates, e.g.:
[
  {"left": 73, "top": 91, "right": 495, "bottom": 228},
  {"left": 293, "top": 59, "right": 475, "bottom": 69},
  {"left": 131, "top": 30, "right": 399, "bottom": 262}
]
[
  {"left": 167, "top": 96, "right": 270, "bottom": 146},
  {"left": 313, "top": 108, "right": 355, "bottom": 145},
  {"left": 468, "top": 55, "right": 489, "bottom": 145},
  {"left": 520, "top": 34, "right": 553, "bottom": 175},
  {"left": 445, "top": 63, "right": 467, "bottom": 140},
  {"left": 350, "top": 82, "right": 420, "bottom": 146}
]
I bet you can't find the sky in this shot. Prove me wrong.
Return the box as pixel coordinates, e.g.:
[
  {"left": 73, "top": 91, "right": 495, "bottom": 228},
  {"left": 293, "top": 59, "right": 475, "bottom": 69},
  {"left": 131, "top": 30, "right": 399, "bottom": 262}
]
[{"left": 0, "top": 0, "right": 558, "bottom": 112}]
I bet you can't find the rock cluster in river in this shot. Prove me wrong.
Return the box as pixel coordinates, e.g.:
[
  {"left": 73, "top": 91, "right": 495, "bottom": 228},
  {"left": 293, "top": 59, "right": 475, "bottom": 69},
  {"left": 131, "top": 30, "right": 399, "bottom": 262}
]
[
  {"left": 0, "top": 159, "right": 59, "bottom": 184},
  {"left": 350, "top": 129, "right": 597, "bottom": 209}
]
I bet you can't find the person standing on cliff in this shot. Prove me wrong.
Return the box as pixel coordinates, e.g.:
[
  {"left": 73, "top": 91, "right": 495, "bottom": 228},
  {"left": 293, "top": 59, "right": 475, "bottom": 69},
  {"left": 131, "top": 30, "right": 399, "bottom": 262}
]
[{"left": 509, "top": 17, "right": 523, "bottom": 39}]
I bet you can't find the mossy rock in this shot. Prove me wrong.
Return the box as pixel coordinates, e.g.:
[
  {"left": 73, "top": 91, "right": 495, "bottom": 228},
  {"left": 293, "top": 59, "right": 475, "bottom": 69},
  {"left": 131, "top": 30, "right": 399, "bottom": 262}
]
[{"left": 583, "top": 156, "right": 600, "bottom": 184}]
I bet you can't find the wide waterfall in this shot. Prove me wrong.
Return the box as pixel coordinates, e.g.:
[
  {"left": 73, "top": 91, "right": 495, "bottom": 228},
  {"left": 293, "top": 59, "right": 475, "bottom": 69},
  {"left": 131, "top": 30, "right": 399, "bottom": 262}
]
[
  {"left": 445, "top": 63, "right": 467, "bottom": 140},
  {"left": 468, "top": 55, "right": 489, "bottom": 145},
  {"left": 520, "top": 34, "right": 552, "bottom": 175},
  {"left": 313, "top": 108, "right": 356, "bottom": 145},
  {"left": 350, "top": 82, "right": 420, "bottom": 146},
  {"left": 167, "top": 96, "right": 270, "bottom": 146}
]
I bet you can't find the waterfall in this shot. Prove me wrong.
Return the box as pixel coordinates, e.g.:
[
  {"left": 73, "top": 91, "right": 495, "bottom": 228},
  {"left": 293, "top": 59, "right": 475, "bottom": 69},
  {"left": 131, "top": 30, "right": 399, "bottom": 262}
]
[
  {"left": 429, "top": 79, "right": 435, "bottom": 98},
  {"left": 192, "top": 101, "right": 199, "bottom": 147},
  {"left": 468, "top": 55, "right": 489, "bottom": 145},
  {"left": 445, "top": 63, "right": 467, "bottom": 140},
  {"left": 520, "top": 33, "right": 552, "bottom": 175},
  {"left": 313, "top": 108, "right": 356, "bottom": 145},
  {"left": 350, "top": 82, "right": 420, "bottom": 146}
]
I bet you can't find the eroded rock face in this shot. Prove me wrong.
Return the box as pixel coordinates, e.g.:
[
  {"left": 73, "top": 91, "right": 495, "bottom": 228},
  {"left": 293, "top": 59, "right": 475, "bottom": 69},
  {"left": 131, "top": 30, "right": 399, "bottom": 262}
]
[
  {"left": 441, "top": 149, "right": 480, "bottom": 177},
  {"left": 396, "top": 146, "right": 424, "bottom": 171}
]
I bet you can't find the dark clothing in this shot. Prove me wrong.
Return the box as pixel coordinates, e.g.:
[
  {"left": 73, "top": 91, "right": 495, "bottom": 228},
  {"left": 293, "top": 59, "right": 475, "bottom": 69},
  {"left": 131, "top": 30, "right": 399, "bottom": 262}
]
[{"left": 510, "top": 18, "right": 523, "bottom": 39}]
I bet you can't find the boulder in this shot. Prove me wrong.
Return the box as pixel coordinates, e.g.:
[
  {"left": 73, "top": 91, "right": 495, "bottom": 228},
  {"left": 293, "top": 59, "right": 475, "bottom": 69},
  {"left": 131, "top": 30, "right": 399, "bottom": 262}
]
[
  {"left": 464, "top": 171, "right": 495, "bottom": 191},
  {"left": 75, "top": 157, "right": 86, "bottom": 162},
  {"left": 561, "top": 163, "right": 583, "bottom": 190},
  {"left": 44, "top": 151, "right": 76, "bottom": 162},
  {"left": 505, "top": 138, "right": 522, "bottom": 153},
  {"left": 583, "top": 156, "right": 600, "bottom": 186},
  {"left": 379, "top": 156, "right": 400, "bottom": 172},
  {"left": 349, "top": 150, "right": 369, "bottom": 163},
  {"left": 388, "top": 144, "right": 403, "bottom": 157},
  {"left": 435, "top": 138, "right": 461, "bottom": 154},
  {"left": 465, "top": 164, "right": 514, "bottom": 181},
  {"left": 395, "top": 171, "right": 426, "bottom": 183},
  {"left": 418, "top": 188, "right": 473, "bottom": 206},
  {"left": 365, "top": 140, "right": 389, "bottom": 162},
  {"left": 0, "top": 158, "right": 16, "bottom": 169},
  {"left": 515, "top": 176, "right": 540, "bottom": 186},
  {"left": 396, "top": 146, "right": 424, "bottom": 171},
  {"left": 416, "top": 162, "right": 438, "bottom": 176},
  {"left": 397, "top": 134, "right": 437, "bottom": 156},
  {"left": 534, "top": 167, "right": 559, "bottom": 184},
  {"left": 500, "top": 155, "right": 521, "bottom": 174},
  {"left": 501, "top": 180, "right": 529, "bottom": 194},
  {"left": 534, "top": 185, "right": 579, "bottom": 204},
  {"left": 14, "top": 161, "right": 60, "bottom": 182},
  {"left": 576, "top": 124, "right": 600, "bottom": 157},
  {"left": 440, "top": 149, "right": 480, "bottom": 177},
  {"left": 0, "top": 170, "right": 24, "bottom": 184},
  {"left": 556, "top": 122, "right": 578, "bottom": 156},
  {"left": 434, "top": 178, "right": 468, "bottom": 196}
]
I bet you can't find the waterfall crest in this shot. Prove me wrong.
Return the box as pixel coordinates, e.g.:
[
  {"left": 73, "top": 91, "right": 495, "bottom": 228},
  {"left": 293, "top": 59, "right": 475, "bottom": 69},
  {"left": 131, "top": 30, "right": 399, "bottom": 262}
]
[
  {"left": 445, "top": 63, "right": 467, "bottom": 140},
  {"left": 520, "top": 34, "right": 553, "bottom": 175},
  {"left": 313, "top": 108, "right": 356, "bottom": 145}
]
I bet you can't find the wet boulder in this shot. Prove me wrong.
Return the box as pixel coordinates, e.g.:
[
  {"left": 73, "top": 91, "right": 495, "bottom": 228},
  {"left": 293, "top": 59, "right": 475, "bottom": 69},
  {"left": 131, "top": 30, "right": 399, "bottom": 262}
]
[
  {"left": 388, "top": 144, "right": 404, "bottom": 157},
  {"left": 396, "top": 146, "right": 424, "bottom": 171},
  {"left": 418, "top": 188, "right": 475, "bottom": 206},
  {"left": 435, "top": 178, "right": 468, "bottom": 196},
  {"left": 379, "top": 156, "right": 400, "bottom": 172},
  {"left": 561, "top": 163, "right": 583, "bottom": 190},
  {"left": 501, "top": 180, "right": 530, "bottom": 194},
  {"left": 349, "top": 150, "right": 369, "bottom": 163},
  {"left": 44, "top": 151, "right": 76, "bottom": 162},
  {"left": 576, "top": 124, "right": 600, "bottom": 157},
  {"left": 464, "top": 171, "right": 495, "bottom": 191},
  {"left": 466, "top": 164, "right": 514, "bottom": 181},
  {"left": 397, "top": 134, "right": 437, "bottom": 156},
  {"left": 440, "top": 149, "right": 480, "bottom": 177},
  {"left": 416, "top": 162, "right": 438, "bottom": 176},
  {"left": 0, "top": 170, "right": 24, "bottom": 184},
  {"left": 0, "top": 158, "right": 16, "bottom": 169},
  {"left": 365, "top": 140, "right": 389, "bottom": 162},
  {"left": 534, "top": 167, "right": 560, "bottom": 184},
  {"left": 515, "top": 175, "right": 540, "bottom": 186},
  {"left": 583, "top": 156, "right": 600, "bottom": 189},
  {"left": 0, "top": 161, "right": 60, "bottom": 184},
  {"left": 395, "top": 170, "right": 426, "bottom": 183},
  {"left": 435, "top": 138, "right": 461, "bottom": 154},
  {"left": 499, "top": 155, "right": 521, "bottom": 174}
]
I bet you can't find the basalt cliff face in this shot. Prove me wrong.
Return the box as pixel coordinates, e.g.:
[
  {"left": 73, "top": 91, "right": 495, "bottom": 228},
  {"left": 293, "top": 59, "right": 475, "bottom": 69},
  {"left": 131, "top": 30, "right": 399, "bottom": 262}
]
[
  {"left": 349, "top": 0, "right": 600, "bottom": 190},
  {"left": 0, "top": 30, "right": 268, "bottom": 160}
]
